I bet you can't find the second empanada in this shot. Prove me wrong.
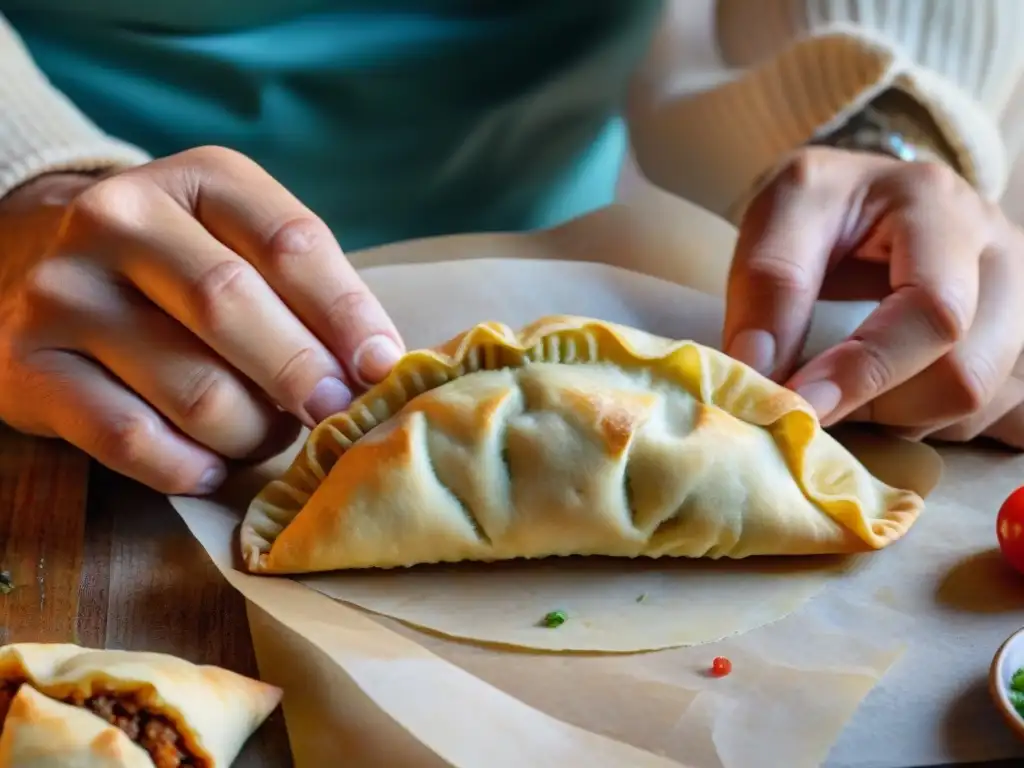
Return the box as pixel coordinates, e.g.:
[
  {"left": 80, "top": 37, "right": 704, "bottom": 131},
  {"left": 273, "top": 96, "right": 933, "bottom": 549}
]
[{"left": 0, "top": 643, "right": 281, "bottom": 768}]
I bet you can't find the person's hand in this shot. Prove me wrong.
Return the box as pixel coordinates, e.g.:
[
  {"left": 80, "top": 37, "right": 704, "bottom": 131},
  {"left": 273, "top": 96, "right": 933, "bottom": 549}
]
[
  {"left": 723, "top": 146, "right": 1024, "bottom": 449},
  {"left": 0, "top": 147, "right": 404, "bottom": 494}
]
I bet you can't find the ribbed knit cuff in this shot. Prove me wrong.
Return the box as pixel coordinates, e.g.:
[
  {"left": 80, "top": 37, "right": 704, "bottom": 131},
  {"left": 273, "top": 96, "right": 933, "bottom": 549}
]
[
  {"left": 0, "top": 15, "right": 151, "bottom": 200},
  {"left": 635, "top": 24, "right": 1008, "bottom": 228},
  {"left": 726, "top": 25, "right": 1008, "bottom": 223}
]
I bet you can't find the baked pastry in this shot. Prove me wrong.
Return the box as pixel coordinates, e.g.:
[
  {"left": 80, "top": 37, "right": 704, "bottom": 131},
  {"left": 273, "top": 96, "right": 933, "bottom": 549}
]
[
  {"left": 241, "top": 316, "right": 924, "bottom": 574},
  {"left": 0, "top": 684, "right": 153, "bottom": 767},
  {"left": 0, "top": 643, "right": 282, "bottom": 768}
]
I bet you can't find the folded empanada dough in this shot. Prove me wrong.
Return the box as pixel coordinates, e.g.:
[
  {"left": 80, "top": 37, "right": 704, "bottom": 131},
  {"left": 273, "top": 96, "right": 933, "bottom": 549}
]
[
  {"left": 242, "top": 316, "right": 924, "bottom": 574},
  {"left": 0, "top": 685, "right": 152, "bottom": 768},
  {"left": 0, "top": 643, "right": 282, "bottom": 768}
]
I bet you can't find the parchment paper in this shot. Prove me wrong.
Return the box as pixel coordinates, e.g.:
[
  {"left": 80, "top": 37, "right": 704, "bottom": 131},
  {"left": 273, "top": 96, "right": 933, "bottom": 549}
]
[{"left": 170, "top": 199, "right": 1024, "bottom": 768}]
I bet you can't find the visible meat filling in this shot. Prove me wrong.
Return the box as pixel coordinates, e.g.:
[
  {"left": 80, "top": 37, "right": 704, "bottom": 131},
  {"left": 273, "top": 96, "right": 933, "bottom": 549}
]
[
  {"left": 0, "top": 682, "right": 200, "bottom": 768},
  {"left": 66, "top": 691, "right": 200, "bottom": 768},
  {"left": 0, "top": 680, "right": 23, "bottom": 726}
]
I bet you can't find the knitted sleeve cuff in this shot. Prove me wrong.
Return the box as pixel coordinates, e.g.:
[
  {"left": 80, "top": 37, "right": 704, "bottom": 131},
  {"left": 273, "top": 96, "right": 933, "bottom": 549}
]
[
  {"left": 630, "top": 24, "right": 1008, "bottom": 227},
  {"left": 0, "top": 13, "right": 151, "bottom": 200}
]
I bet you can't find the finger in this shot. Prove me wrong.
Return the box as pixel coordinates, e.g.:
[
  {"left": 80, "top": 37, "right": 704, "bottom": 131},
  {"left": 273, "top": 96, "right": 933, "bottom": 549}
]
[
  {"left": 927, "top": 377, "right": 1024, "bottom": 444},
  {"left": 23, "top": 349, "right": 224, "bottom": 495},
  {"left": 786, "top": 192, "right": 984, "bottom": 426},
  {"left": 983, "top": 397, "right": 1024, "bottom": 450},
  {"left": 724, "top": 152, "right": 852, "bottom": 379},
  {"left": 841, "top": 245, "right": 1023, "bottom": 430},
  {"left": 151, "top": 147, "right": 405, "bottom": 387},
  {"left": 69, "top": 178, "right": 350, "bottom": 426},
  {"left": 65, "top": 274, "right": 294, "bottom": 459}
]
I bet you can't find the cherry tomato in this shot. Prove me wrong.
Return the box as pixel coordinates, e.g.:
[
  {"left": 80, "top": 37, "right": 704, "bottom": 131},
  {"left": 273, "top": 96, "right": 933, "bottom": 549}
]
[
  {"left": 997, "top": 486, "right": 1024, "bottom": 574},
  {"left": 710, "top": 656, "right": 732, "bottom": 677}
]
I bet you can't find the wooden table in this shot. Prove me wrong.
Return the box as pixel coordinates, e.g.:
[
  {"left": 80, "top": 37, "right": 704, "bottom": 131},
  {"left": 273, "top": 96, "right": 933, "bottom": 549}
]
[
  {"left": 0, "top": 426, "right": 293, "bottom": 766},
  {"left": 0, "top": 423, "right": 1016, "bottom": 768}
]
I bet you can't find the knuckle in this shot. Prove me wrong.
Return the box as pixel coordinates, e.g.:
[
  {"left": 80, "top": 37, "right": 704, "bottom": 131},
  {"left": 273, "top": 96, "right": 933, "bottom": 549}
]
[
  {"left": 93, "top": 412, "right": 161, "bottom": 470},
  {"left": 774, "top": 147, "right": 834, "bottom": 192},
  {"left": 780, "top": 151, "right": 815, "bottom": 189},
  {"left": 70, "top": 177, "right": 150, "bottom": 235},
  {"left": 905, "top": 161, "right": 960, "bottom": 195},
  {"left": 854, "top": 342, "right": 897, "bottom": 397},
  {"left": 265, "top": 216, "right": 332, "bottom": 272},
  {"left": 190, "top": 259, "right": 254, "bottom": 331},
  {"left": 744, "top": 254, "right": 815, "bottom": 296},
  {"left": 176, "top": 367, "right": 237, "bottom": 429},
  {"left": 20, "top": 259, "right": 75, "bottom": 311},
  {"left": 182, "top": 144, "right": 248, "bottom": 168},
  {"left": 945, "top": 353, "right": 995, "bottom": 414},
  {"left": 271, "top": 346, "right": 320, "bottom": 406},
  {"left": 918, "top": 286, "right": 970, "bottom": 345}
]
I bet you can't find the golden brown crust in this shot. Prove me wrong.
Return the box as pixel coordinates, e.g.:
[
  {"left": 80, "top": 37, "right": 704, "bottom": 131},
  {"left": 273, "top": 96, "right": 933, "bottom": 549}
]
[
  {"left": 241, "top": 315, "right": 925, "bottom": 574},
  {"left": 0, "top": 684, "right": 154, "bottom": 768},
  {"left": 0, "top": 644, "right": 282, "bottom": 767}
]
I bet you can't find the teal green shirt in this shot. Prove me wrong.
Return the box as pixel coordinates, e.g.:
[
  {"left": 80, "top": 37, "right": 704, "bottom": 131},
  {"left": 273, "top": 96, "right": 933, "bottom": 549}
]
[{"left": 1, "top": 1, "right": 662, "bottom": 250}]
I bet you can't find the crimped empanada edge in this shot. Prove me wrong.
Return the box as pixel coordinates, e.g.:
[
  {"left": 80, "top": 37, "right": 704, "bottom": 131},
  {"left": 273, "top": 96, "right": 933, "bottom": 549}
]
[{"left": 239, "top": 315, "right": 924, "bottom": 572}]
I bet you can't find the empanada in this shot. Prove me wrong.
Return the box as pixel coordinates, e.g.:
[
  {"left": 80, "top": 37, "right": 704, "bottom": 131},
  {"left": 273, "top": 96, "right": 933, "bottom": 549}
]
[
  {"left": 241, "top": 316, "right": 924, "bottom": 574},
  {"left": 0, "top": 685, "right": 152, "bottom": 767},
  {"left": 0, "top": 643, "right": 282, "bottom": 768}
]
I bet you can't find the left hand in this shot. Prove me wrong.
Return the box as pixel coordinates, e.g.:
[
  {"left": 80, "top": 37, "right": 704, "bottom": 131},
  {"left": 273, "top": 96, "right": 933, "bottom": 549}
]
[{"left": 723, "top": 146, "right": 1024, "bottom": 449}]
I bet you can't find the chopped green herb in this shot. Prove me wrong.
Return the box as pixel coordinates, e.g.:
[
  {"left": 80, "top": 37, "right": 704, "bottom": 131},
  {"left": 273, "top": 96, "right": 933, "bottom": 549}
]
[
  {"left": 1008, "top": 665, "right": 1024, "bottom": 718},
  {"left": 1011, "top": 666, "right": 1024, "bottom": 693},
  {"left": 0, "top": 571, "right": 13, "bottom": 595},
  {"left": 541, "top": 610, "right": 567, "bottom": 628},
  {"left": 1010, "top": 689, "right": 1024, "bottom": 718},
  {"left": 636, "top": 593, "right": 647, "bottom": 603}
]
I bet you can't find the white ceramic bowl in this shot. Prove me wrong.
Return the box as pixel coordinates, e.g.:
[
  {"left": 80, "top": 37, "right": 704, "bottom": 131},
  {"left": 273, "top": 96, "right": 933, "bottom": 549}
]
[{"left": 990, "top": 627, "right": 1024, "bottom": 739}]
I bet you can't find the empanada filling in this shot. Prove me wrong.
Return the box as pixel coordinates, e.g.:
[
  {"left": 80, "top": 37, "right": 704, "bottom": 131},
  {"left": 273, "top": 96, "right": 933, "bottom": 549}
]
[
  {"left": 0, "top": 681, "right": 200, "bottom": 768},
  {"left": 66, "top": 690, "right": 200, "bottom": 768}
]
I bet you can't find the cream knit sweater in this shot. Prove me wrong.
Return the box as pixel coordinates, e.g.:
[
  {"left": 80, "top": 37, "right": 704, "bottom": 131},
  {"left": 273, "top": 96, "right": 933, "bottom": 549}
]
[{"left": 2, "top": 0, "right": 1023, "bottom": 223}]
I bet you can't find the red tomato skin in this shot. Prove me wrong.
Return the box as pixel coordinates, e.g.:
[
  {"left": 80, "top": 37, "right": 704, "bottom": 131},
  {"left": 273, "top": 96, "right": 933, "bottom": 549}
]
[
  {"left": 710, "top": 656, "right": 732, "bottom": 677},
  {"left": 997, "top": 486, "right": 1024, "bottom": 574}
]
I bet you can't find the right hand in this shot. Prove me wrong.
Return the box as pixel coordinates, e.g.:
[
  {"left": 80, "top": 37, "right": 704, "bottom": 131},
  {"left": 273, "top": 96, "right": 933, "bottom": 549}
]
[{"left": 0, "top": 146, "right": 404, "bottom": 495}]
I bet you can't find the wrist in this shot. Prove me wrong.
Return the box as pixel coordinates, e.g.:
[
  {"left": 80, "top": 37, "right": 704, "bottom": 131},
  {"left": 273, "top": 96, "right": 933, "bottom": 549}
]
[
  {"left": 0, "top": 171, "right": 104, "bottom": 214},
  {"left": 810, "top": 88, "right": 963, "bottom": 174}
]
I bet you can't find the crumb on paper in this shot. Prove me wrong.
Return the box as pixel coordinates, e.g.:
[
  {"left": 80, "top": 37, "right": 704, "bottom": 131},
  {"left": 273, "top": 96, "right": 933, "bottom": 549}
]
[
  {"left": 710, "top": 656, "right": 732, "bottom": 677},
  {"left": 636, "top": 593, "right": 647, "bottom": 603},
  {"left": 541, "top": 609, "right": 567, "bottom": 628},
  {"left": 0, "top": 570, "right": 13, "bottom": 595}
]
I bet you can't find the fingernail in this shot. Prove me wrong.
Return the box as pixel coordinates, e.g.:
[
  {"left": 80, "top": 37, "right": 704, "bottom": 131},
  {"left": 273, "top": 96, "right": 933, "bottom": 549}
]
[
  {"left": 727, "top": 329, "right": 776, "bottom": 376},
  {"left": 304, "top": 377, "right": 353, "bottom": 423},
  {"left": 195, "top": 466, "right": 226, "bottom": 495},
  {"left": 795, "top": 380, "right": 843, "bottom": 421},
  {"left": 352, "top": 334, "right": 403, "bottom": 387}
]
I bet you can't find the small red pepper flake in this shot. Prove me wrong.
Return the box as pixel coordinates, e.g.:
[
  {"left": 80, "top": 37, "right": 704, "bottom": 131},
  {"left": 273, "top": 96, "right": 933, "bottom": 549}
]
[{"left": 710, "top": 656, "right": 732, "bottom": 677}]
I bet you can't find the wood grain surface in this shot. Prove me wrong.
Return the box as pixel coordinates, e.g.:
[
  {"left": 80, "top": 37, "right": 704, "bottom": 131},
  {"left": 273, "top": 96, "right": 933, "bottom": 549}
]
[{"left": 0, "top": 426, "right": 292, "bottom": 767}]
